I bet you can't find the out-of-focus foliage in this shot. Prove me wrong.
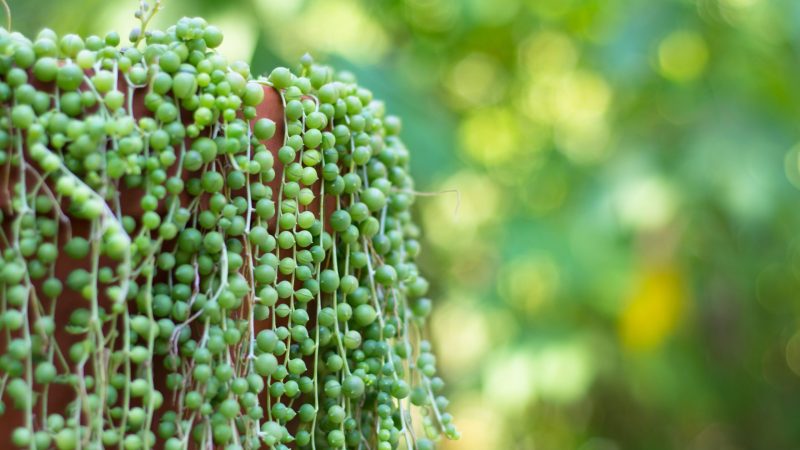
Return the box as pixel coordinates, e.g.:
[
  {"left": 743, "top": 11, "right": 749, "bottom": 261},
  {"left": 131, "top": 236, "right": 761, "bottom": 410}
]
[{"left": 11, "top": 0, "right": 800, "bottom": 448}]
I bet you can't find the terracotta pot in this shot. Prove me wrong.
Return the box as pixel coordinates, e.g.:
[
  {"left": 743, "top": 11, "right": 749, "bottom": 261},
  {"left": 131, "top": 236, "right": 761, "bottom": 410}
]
[{"left": 0, "top": 72, "right": 329, "bottom": 447}]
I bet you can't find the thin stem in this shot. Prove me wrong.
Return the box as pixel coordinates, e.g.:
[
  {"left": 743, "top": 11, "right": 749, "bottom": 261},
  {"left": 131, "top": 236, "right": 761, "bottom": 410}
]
[
  {"left": 0, "top": 0, "right": 10, "bottom": 31},
  {"left": 134, "top": 0, "right": 164, "bottom": 47}
]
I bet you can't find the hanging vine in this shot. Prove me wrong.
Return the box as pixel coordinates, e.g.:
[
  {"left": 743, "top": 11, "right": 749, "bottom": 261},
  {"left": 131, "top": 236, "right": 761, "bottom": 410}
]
[{"left": 0, "top": 13, "right": 457, "bottom": 450}]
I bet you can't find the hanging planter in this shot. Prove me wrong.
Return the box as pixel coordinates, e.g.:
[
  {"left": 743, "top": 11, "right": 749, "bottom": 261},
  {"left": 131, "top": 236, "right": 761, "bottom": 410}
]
[{"left": 0, "top": 8, "right": 457, "bottom": 450}]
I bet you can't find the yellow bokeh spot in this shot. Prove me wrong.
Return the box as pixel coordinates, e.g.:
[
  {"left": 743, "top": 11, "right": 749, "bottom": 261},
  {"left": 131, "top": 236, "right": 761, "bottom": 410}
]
[
  {"left": 431, "top": 298, "right": 491, "bottom": 373},
  {"left": 421, "top": 170, "right": 501, "bottom": 249},
  {"left": 522, "top": 71, "right": 613, "bottom": 129},
  {"left": 555, "top": 119, "right": 612, "bottom": 164},
  {"left": 720, "top": 0, "right": 760, "bottom": 8},
  {"left": 444, "top": 53, "right": 502, "bottom": 108},
  {"left": 284, "top": 0, "right": 389, "bottom": 63},
  {"left": 405, "top": 0, "right": 459, "bottom": 33},
  {"left": 252, "top": 0, "right": 304, "bottom": 18},
  {"left": 483, "top": 341, "right": 595, "bottom": 410},
  {"left": 613, "top": 175, "right": 678, "bottom": 231},
  {"left": 619, "top": 267, "right": 685, "bottom": 352},
  {"left": 658, "top": 30, "right": 709, "bottom": 82},
  {"left": 213, "top": 13, "right": 259, "bottom": 64},
  {"left": 483, "top": 351, "right": 537, "bottom": 411},
  {"left": 520, "top": 30, "right": 579, "bottom": 76},
  {"left": 551, "top": 71, "right": 612, "bottom": 127},
  {"left": 534, "top": 341, "right": 594, "bottom": 403},
  {"left": 459, "top": 107, "right": 524, "bottom": 166},
  {"left": 522, "top": 67, "right": 613, "bottom": 164},
  {"left": 498, "top": 255, "right": 560, "bottom": 313},
  {"left": 440, "top": 395, "right": 504, "bottom": 450}
]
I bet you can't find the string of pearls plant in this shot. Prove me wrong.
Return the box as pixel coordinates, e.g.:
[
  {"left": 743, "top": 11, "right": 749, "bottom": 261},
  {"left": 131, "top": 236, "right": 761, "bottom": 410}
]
[{"left": 0, "top": 10, "right": 458, "bottom": 450}]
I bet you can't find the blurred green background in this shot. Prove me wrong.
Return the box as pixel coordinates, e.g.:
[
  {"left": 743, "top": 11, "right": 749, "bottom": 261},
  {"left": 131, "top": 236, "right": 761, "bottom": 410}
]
[{"left": 10, "top": 0, "right": 800, "bottom": 448}]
